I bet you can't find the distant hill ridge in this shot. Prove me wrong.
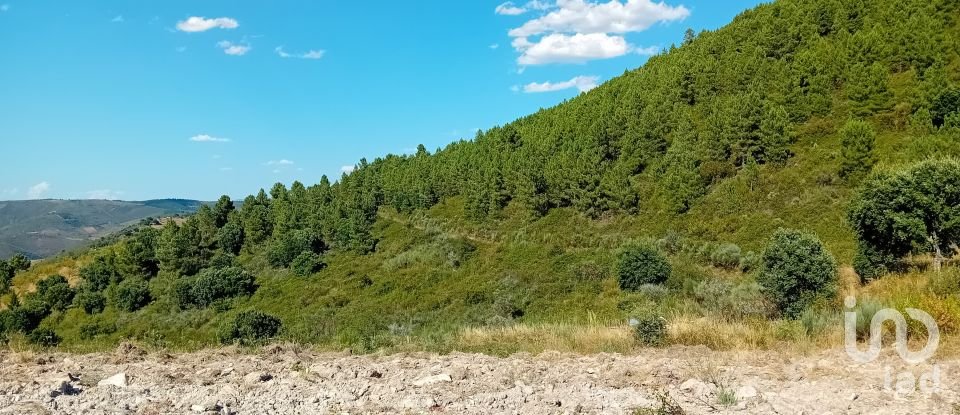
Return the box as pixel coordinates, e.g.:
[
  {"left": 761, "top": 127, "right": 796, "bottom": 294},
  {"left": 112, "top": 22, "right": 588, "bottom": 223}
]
[{"left": 0, "top": 199, "right": 203, "bottom": 259}]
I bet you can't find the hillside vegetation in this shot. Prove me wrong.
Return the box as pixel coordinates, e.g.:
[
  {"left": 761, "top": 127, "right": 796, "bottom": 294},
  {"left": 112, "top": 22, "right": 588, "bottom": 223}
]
[
  {"left": 2, "top": 0, "right": 960, "bottom": 354},
  {"left": 0, "top": 199, "right": 202, "bottom": 259}
]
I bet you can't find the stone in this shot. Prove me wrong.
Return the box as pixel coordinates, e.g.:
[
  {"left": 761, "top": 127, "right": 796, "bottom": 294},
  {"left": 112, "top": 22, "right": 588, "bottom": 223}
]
[
  {"left": 413, "top": 374, "right": 452, "bottom": 387},
  {"left": 98, "top": 373, "right": 128, "bottom": 388},
  {"left": 736, "top": 385, "right": 759, "bottom": 400},
  {"left": 244, "top": 372, "right": 273, "bottom": 384}
]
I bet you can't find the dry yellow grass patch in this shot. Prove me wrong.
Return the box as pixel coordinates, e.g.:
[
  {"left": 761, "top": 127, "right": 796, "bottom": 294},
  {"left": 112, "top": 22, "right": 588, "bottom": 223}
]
[{"left": 453, "top": 322, "right": 635, "bottom": 355}]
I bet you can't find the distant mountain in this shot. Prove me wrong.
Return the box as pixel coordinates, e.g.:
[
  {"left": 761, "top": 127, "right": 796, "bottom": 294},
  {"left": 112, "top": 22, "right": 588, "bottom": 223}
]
[{"left": 0, "top": 199, "right": 202, "bottom": 259}]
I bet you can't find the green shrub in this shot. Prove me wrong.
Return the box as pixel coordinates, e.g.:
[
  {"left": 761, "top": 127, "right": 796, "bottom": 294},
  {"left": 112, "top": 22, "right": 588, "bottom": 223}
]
[
  {"left": 208, "top": 251, "right": 236, "bottom": 269},
  {"left": 79, "top": 255, "right": 122, "bottom": 292},
  {"left": 633, "top": 313, "right": 667, "bottom": 347},
  {"left": 2, "top": 295, "right": 49, "bottom": 333},
  {"left": 710, "top": 243, "right": 742, "bottom": 270},
  {"left": 693, "top": 279, "right": 774, "bottom": 320},
  {"left": 291, "top": 251, "right": 325, "bottom": 277},
  {"left": 113, "top": 278, "right": 151, "bottom": 312},
  {"left": 852, "top": 242, "right": 894, "bottom": 283},
  {"left": 220, "top": 310, "right": 282, "bottom": 345},
  {"left": 79, "top": 320, "right": 117, "bottom": 340},
  {"left": 267, "top": 230, "right": 325, "bottom": 268},
  {"left": 75, "top": 289, "right": 107, "bottom": 314},
  {"left": 28, "top": 328, "right": 61, "bottom": 347},
  {"left": 739, "top": 251, "right": 761, "bottom": 272},
  {"left": 757, "top": 229, "right": 838, "bottom": 318},
  {"left": 36, "top": 275, "right": 75, "bottom": 312},
  {"left": 8, "top": 253, "right": 31, "bottom": 272},
  {"left": 839, "top": 119, "right": 876, "bottom": 181},
  {"left": 617, "top": 242, "right": 672, "bottom": 291},
  {"left": 175, "top": 267, "right": 256, "bottom": 309}
]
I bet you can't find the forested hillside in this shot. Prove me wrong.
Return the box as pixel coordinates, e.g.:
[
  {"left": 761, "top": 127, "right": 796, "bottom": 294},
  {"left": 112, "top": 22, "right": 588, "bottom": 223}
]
[
  {"left": 0, "top": 199, "right": 202, "bottom": 259},
  {"left": 2, "top": 0, "right": 960, "bottom": 352}
]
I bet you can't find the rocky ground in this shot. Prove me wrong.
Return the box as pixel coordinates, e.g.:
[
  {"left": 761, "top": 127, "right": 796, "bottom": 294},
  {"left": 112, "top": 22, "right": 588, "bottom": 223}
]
[{"left": 0, "top": 343, "right": 956, "bottom": 414}]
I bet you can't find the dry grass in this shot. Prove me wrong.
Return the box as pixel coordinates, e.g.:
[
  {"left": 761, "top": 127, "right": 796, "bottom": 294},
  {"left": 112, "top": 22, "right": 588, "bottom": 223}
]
[{"left": 452, "top": 322, "right": 635, "bottom": 355}]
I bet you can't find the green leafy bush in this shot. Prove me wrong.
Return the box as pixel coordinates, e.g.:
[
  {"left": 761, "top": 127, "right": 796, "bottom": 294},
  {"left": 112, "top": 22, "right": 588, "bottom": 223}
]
[
  {"left": 617, "top": 242, "right": 671, "bottom": 291},
  {"left": 113, "top": 278, "right": 151, "bottom": 312},
  {"left": 78, "top": 320, "right": 117, "bottom": 340},
  {"left": 75, "top": 289, "right": 107, "bottom": 314},
  {"left": 220, "top": 310, "right": 282, "bottom": 345},
  {"left": 267, "top": 229, "right": 325, "bottom": 268},
  {"left": 36, "top": 275, "right": 75, "bottom": 312},
  {"left": 710, "top": 243, "right": 742, "bottom": 269},
  {"left": 757, "top": 229, "right": 837, "bottom": 318},
  {"left": 839, "top": 120, "right": 876, "bottom": 181},
  {"left": 633, "top": 313, "right": 667, "bottom": 347},
  {"left": 80, "top": 255, "right": 123, "bottom": 292},
  {"left": 175, "top": 267, "right": 256, "bottom": 309},
  {"left": 291, "top": 251, "right": 324, "bottom": 277},
  {"left": 8, "top": 253, "right": 31, "bottom": 272},
  {"left": 28, "top": 328, "right": 61, "bottom": 347}
]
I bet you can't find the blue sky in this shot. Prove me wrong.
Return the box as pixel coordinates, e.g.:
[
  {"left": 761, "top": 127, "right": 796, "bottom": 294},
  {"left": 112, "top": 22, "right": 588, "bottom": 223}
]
[{"left": 0, "top": 0, "right": 763, "bottom": 201}]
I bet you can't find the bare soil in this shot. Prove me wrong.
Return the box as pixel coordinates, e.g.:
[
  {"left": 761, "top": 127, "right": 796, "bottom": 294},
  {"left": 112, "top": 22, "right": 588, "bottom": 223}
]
[{"left": 0, "top": 344, "right": 956, "bottom": 414}]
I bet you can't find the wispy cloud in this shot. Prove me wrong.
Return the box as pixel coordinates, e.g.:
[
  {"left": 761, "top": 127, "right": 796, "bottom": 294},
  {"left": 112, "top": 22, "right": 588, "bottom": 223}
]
[
  {"left": 275, "top": 46, "right": 325, "bottom": 60},
  {"left": 176, "top": 46, "right": 187, "bottom": 53},
  {"left": 176, "top": 16, "right": 238, "bottom": 32},
  {"left": 219, "top": 167, "right": 233, "bottom": 172},
  {"left": 189, "top": 134, "right": 230, "bottom": 143},
  {"left": 340, "top": 165, "right": 355, "bottom": 174},
  {"left": 502, "top": 0, "right": 687, "bottom": 65},
  {"left": 218, "top": 41, "right": 251, "bottom": 56},
  {"left": 521, "top": 75, "right": 599, "bottom": 93},
  {"left": 489, "top": 43, "right": 500, "bottom": 50},
  {"left": 0, "top": 4, "right": 9, "bottom": 12},
  {"left": 495, "top": 2, "right": 528, "bottom": 15},
  {"left": 27, "top": 182, "right": 50, "bottom": 199},
  {"left": 111, "top": 15, "right": 124, "bottom": 23},
  {"left": 266, "top": 159, "right": 295, "bottom": 166}
]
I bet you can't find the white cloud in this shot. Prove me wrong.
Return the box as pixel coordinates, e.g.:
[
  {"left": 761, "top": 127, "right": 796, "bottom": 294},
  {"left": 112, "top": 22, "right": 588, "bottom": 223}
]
[
  {"left": 522, "top": 75, "right": 599, "bottom": 93},
  {"left": 509, "top": 0, "right": 689, "bottom": 37},
  {"left": 495, "top": 2, "right": 527, "bottom": 15},
  {"left": 503, "top": 0, "right": 687, "bottom": 65},
  {"left": 635, "top": 45, "right": 660, "bottom": 55},
  {"left": 340, "top": 165, "right": 355, "bottom": 174},
  {"left": 275, "top": 46, "right": 325, "bottom": 60},
  {"left": 516, "top": 32, "right": 631, "bottom": 64},
  {"left": 266, "top": 159, "right": 295, "bottom": 166},
  {"left": 218, "top": 41, "right": 250, "bottom": 56},
  {"left": 176, "top": 16, "right": 238, "bottom": 33},
  {"left": 490, "top": 43, "right": 500, "bottom": 50},
  {"left": 27, "top": 182, "right": 50, "bottom": 199},
  {"left": 87, "top": 189, "right": 123, "bottom": 200},
  {"left": 189, "top": 134, "right": 230, "bottom": 143},
  {"left": 0, "top": 4, "right": 9, "bottom": 12},
  {"left": 111, "top": 15, "right": 124, "bottom": 23}
]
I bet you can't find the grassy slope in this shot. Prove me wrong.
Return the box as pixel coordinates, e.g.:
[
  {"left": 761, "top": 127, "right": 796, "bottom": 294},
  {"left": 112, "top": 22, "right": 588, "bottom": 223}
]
[{"left": 8, "top": 3, "right": 960, "bottom": 354}]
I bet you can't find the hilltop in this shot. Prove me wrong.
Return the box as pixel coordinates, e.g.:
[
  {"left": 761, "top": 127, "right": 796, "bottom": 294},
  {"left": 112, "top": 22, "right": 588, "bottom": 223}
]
[{"left": 0, "top": 199, "right": 202, "bottom": 259}]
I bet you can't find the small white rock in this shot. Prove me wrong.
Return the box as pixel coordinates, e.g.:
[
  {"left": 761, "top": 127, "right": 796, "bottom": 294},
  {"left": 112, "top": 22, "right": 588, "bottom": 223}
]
[
  {"left": 97, "top": 373, "right": 128, "bottom": 388},
  {"left": 413, "top": 373, "right": 452, "bottom": 387},
  {"left": 736, "top": 385, "right": 759, "bottom": 400}
]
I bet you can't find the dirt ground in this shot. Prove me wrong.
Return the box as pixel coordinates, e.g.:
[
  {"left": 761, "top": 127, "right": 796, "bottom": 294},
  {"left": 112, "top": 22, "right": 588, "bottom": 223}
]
[{"left": 0, "top": 343, "right": 956, "bottom": 414}]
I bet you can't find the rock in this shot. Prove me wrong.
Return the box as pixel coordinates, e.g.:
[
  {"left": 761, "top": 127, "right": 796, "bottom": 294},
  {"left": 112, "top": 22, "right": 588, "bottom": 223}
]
[
  {"left": 413, "top": 374, "right": 452, "bottom": 387},
  {"left": 98, "top": 373, "right": 128, "bottom": 388},
  {"left": 244, "top": 372, "right": 273, "bottom": 384},
  {"left": 190, "top": 404, "right": 206, "bottom": 412},
  {"left": 679, "top": 379, "right": 714, "bottom": 398},
  {"left": 736, "top": 385, "right": 759, "bottom": 400}
]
